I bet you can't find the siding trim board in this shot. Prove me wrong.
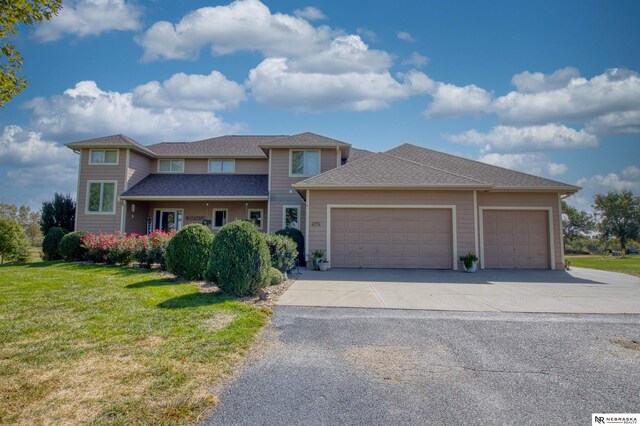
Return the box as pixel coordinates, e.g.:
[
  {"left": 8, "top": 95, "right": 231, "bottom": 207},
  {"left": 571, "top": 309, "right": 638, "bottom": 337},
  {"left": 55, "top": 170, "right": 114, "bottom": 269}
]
[
  {"left": 479, "top": 206, "right": 555, "bottom": 271},
  {"left": 326, "top": 204, "right": 458, "bottom": 271},
  {"left": 121, "top": 196, "right": 268, "bottom": 201}
]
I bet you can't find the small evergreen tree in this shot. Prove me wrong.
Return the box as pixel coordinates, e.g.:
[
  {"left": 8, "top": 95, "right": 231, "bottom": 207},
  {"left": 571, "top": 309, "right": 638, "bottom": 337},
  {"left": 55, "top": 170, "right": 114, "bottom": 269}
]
[
  {"left": 40, "top": 193, "right": 75, "bottom": 235},
  {"left": 0, "top": 219, "right": 29, "bottom": 264}
]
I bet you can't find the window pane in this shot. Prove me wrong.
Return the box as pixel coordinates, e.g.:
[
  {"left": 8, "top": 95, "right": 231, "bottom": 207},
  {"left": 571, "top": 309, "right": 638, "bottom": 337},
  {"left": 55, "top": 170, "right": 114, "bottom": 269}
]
[
  {"left": 90, "top": 150, "right": 104, "bottom": 164},
  {"left": 159, "top": 160, "right": 171, "bottom": 171},
  {"left": 171, "top": 160, "right": 184, "bottom": 172},
  {"left": 249, "top": 210, "right": 262, "bottom": 228},
  {"left": 291, "top": 151, "right": 304, "bottom": 174},
  {"left": 101, "top": 183, "right": 115, "bottom": 212},
  {"left": 285, "top": 208, "right": 299, "bottom": 229},
  {"left": 104, "top": 150, "right": 118, "bottom": 163},
  {"left": 214, "top": 210, "right": 227, "bottom": 227},
  {"left": 222, "top": 160, "right": 235, "bottom": 172},
  {"left": 88, "top": 183, "right": 101, "bottom": 212},
  {"left": 304, "top": 151, "right": 320, "bottom": 176},
  {"left": 209, "top": 160, "right": 221, "bottom": 172}
]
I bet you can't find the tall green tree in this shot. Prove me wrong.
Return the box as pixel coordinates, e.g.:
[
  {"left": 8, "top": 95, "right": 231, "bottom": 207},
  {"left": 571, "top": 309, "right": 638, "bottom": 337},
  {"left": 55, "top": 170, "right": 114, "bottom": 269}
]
[
  {"left": 0, "top": 203, "right": 42, "bottom": 245},
  {"left": 0, "top": 218, "right": 29, "bottom": 263},
  {"left": 561, "top": 200, "right": 595, "bottom": 242},
  {"left": 1, "top": 0, "right": 62, "bottom": 107},
  {"left": 593, "top": 191, "right": 640, "bottom": 253},
  {"left": 40, "top": 193, "right": 75, "bottom": 235}
]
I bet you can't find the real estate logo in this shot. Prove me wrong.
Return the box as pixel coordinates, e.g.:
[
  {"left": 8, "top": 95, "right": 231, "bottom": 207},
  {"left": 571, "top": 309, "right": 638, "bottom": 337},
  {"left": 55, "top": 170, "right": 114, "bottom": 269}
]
[{"left": 593, "top": 413, "right": 639, "bottom": 425}]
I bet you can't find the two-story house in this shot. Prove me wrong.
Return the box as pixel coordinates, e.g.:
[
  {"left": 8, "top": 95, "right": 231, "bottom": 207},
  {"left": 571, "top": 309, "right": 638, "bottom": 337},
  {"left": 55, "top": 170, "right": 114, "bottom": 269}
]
[{"left": 66, "top": 132, "right": 579, "bottom": 271}]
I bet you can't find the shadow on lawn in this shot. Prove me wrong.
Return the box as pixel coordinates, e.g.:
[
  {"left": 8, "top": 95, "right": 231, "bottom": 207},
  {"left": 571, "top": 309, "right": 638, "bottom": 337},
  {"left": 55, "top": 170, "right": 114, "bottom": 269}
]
[
  {"left": 158, "top": 291, "right": 228, "bottom": 309},
  {"left": 126, "top": 279, "right": 180, "bottom": 289}
]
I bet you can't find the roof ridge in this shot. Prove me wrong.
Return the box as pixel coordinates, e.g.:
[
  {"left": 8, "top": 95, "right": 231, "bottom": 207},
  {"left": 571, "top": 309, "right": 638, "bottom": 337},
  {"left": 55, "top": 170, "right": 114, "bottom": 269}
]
[
  {"left": 381, "top": 152, "right": 489, "bottom": 185},
  {"left": 397, "top": 143, "right": 575, "bottom": 187}
]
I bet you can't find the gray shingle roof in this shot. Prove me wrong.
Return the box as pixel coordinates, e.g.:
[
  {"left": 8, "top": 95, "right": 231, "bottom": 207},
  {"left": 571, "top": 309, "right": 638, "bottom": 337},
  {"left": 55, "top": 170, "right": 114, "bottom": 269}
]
[
  {"left": 295, "top": 143, "right": 580, "bottom": 192},
  {"left": 258, "top": 132, "right": 350, "bottom": 148},
  {"left": 147, "top": 135, "right": 285, "bottom": 157},
  {"left": 120, "top": 174, "right": 268, "bottom": 198},
  {"left": 65, "top": 134, "right": 155, "bottom": 155},
  {"left": 343, "top": 147, "right": 375, "bottom": 164}
]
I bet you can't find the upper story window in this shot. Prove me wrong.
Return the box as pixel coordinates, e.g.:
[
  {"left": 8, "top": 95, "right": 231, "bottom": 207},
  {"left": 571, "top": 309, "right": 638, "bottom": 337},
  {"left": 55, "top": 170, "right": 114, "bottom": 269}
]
[
  {"left": 208, "top": 159, "right": 235, "bottom": 173},
  {"left": 158, "top": 159, "right": 184, "bottom": 173},
  {"left": 290, "top": 150, "right": 320, "bottom": 177},
  {"left": 89, "top": 149, "right": 118, "bottom": 165},
  {"left": 86, "top": 181, "right": 116, "bottom": 214}
]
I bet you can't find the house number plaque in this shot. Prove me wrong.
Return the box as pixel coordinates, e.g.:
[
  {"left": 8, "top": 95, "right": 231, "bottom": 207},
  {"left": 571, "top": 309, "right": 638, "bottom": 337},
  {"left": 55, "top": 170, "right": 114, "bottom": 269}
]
[{"left": 312, "top": 222, "right": 321, "bottom": 227}]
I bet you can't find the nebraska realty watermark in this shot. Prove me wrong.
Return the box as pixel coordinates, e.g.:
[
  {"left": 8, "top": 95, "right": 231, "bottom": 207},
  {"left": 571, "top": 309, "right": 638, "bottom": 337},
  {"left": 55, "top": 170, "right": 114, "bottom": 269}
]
[{"left": 593, "top": 414, "right": 639, "bottom": 425}]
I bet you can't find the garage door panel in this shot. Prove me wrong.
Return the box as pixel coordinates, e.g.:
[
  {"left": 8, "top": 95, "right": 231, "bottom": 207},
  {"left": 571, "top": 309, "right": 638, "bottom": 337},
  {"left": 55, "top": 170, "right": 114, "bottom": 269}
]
[
  {"left": 331, "top": 208, "right": 452, "bottom": 269},
  {"left": 483, "top": 210, "right": 549, "bottom": 269}
]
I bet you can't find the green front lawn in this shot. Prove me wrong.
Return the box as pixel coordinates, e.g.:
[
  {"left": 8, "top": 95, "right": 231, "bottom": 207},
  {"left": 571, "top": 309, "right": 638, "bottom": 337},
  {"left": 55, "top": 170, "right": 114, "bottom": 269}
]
[
  {"left": 566, "top": 254, "right": 640, "bottom": 277},
  {"left": 0, "top": 261, "right": 271, "bottom": 425}
]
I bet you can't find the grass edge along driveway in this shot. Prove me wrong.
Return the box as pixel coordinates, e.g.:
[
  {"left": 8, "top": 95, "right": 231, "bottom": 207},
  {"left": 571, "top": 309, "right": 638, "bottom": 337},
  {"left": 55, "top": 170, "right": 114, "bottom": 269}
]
[
  {"left": 0, "top": 261, "right": 271, "bottom": 425},
  {"left": 566, "top": 254, "right": 640, "bottom": 277}
]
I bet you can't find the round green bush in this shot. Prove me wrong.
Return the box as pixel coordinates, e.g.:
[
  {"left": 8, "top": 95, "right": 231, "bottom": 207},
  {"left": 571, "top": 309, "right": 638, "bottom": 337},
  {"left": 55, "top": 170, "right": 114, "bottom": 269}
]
[
  {"left": 0, "top": 219, "right": 29, "bottom": 264},
  {"left": 263, "top": 233, "right": 298, "bottom": 272},
  {"left": 165, "top": 224, "right": 214, "bottom": 280},
  {"left": 42, "top": 227, "right": 69, "bottom": 260},
  {"left": 57, "top": 231, "right": 87, "bottom": 261},
  {"left": 266, "top": 267, "right": 284, "bottom": 286},
  {"left": 205, "top": 221, "right": 270, "bottom": 296},
  {"left": 275, "top": 227, "right": 305, "bottom": 266}
]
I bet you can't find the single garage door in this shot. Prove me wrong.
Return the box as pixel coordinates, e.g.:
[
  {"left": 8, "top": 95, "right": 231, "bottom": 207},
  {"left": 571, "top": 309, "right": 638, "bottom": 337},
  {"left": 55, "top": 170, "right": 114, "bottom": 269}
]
[
  {"left": 330, "top": 208, "right": 452, "bottom": 269},
  {"left": 483, "top": 210, "right": 549, "bottom": 269}
]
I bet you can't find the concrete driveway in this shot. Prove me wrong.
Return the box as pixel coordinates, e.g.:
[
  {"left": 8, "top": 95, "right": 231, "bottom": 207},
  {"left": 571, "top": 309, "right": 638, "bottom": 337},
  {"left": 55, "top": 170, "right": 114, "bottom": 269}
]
[{"left": 279, "top": 267, "right": 640, "bottom": 313}]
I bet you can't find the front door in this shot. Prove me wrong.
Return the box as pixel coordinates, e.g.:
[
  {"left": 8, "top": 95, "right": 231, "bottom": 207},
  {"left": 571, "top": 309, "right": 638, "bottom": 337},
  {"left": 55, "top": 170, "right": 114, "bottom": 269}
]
[{"left": 154, "top": 209, "right": 183, "bottom": 232}]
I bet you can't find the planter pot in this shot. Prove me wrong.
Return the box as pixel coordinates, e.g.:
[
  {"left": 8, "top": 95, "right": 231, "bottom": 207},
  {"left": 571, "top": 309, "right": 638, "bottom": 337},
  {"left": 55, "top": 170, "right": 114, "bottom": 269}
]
[
  {"left": 318, "top": 262, "right": 330, "bottom": 271},
  {"left": 462, "top": 261, "right": 478, "bottom": 273}
]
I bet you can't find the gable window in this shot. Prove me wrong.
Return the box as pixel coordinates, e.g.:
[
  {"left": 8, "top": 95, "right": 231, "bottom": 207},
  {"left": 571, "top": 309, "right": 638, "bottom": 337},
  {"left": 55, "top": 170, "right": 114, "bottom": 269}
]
[
  {"left": 158, "top": 159, "right": 184, "bottom": 173},
  {"left": 290, "top": 150, "right": 320, "bottom": 176},
  {"left": 283, "top": 206, "right": 300, "bottom": 229},
  {"left": 209, "top": 159, "right": 235, "bottom": 173},
  {"left": 213, "top": 209, "right": 228, "bottom": 228},
  {"left": 248, "top": 209, "right": 263, "bottom": 230},
  {"left": 86, "top": 181, "right": 116, "bottom": 214},
  {"left": 89, "top": 149, "right": 118, "bottom": 165}
]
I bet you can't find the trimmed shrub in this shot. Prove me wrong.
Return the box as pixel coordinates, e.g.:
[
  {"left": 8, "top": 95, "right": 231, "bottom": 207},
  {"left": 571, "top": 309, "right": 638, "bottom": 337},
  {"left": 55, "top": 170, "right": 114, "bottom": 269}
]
[
  {"left": 58, "top": 231, "right": 87, "bottom": 261},
  {"left": 205, "top": 221, "right": 270, "bottom": 296},
  {"left": 266, "top": 267, "right": 284, "bottom": 286},
  {"left": 275, "top": 227, "right": 305, "bottom": 266},
  {"left": 135, "top": 230, "right": 173, "bottom": 268},
  {"left": 263, "top": 233, "right": 298, "bottom": 272},
  {"left": 165, "top": 224, "right": 214, "bottom": 280},
  {"left": 42, "top": 227, "right": 69, "bottom": 260},
  {"left": 0, "top": 219, "right": 29, "bottom": 264}
]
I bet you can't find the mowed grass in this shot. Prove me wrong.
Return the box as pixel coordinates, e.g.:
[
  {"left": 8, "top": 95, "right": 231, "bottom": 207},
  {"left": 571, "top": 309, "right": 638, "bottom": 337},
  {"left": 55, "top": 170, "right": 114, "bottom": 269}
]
[
  {"left": 0, "top": 261, "right": 271, "bottom": 425},
  {"left": 566, "top": 254, "right": 640, "bottom": 277}
]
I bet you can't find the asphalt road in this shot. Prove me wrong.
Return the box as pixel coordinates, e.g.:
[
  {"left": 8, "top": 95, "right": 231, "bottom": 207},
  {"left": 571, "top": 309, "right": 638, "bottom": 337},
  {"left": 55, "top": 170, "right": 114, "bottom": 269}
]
[{"left": 204, "top": 307, "right": 640, "bottom": 425}]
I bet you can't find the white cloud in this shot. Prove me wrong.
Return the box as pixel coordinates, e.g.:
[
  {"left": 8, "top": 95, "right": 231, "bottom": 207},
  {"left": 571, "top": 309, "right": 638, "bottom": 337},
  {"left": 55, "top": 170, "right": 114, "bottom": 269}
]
[
  {"left": 622, "top": 165, "right": 640, "bottom": 179},
  {"left": 494, "top": 68, "right": 640, "bottom": 126},
  {"left": 478, "top": 152, "right": 568, "bottom": 177},
  {"left": 510, "top": 67, "right": 580, "bottom": 94},
  {"left": 444, "top": 124, "right": 598, "bottom": 153},
  {"left": 246, "top": 58, "right": 432, "bottom": 111},
  {"left": 424, "top": 83, "right": 492, "bottom": 118},
  {"left": 293, "top": 6, "right": 326, "bottom": 20},
  {"left": 585, "top": 109, "right": 640, "bottom": 135},
  {"left": 356, "top": 28, "right": 379, "bottom": 43},
  {"left": 132, "top": 71, "right": 245, "bottom": 111},
  {"left": 25, "top": 81, "right": 244, "bottom": 143},
  {"left": 571, "top": 167, "right": 640, "bottom": 211},
  {"left": 136, "top": 0, "right": 333, "bottom": 61},
  {"left": 397, "top": 31, "right": 415, "bottom": 42},
  {"left": 402, "top": 52, "right": 429, "bottom": 67},
  {"left": 35, "top": 0, "right": 141, "bottom": 42}
]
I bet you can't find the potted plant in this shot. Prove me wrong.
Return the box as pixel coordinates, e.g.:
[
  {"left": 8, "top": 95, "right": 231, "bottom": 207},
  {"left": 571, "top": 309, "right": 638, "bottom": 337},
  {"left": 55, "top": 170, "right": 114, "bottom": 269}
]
[
  {"left": 459, "top": 252, "right": 478, "bottom": 273},
  {"left": 318, "top": 258, "right": 330, "bottom": 271},
  {"left": 311, "top": 249, "right": 325, "bottom": 271}
]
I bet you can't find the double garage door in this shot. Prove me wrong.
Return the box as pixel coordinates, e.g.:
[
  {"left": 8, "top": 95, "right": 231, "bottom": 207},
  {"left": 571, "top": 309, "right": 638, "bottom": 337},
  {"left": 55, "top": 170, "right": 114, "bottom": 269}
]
[{"left": 330, "top": 208, "right": 453, "bottom": 269}]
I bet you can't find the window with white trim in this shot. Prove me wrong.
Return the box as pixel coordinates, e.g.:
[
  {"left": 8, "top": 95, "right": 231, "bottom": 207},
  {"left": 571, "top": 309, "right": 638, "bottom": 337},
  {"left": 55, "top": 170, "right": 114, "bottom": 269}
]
[
  {"left": 208, "top": 159, "right": 235, "bottom": 173},
  {"left": 284, "top": 206, "right": 300, "bottom": 229},
  {"left": 89, "top": 149, "right": 118, "bottom": 164},
  {"left": 213, "top": 209, "right": 228, "bottom": 228},
  {"left": 248, "top": 209, "right": 263, "bottom": 229},
  {"left": 158, "top": 159, "right": 184, "bottom": 172},
  {"left": 290, "top": 150, "right": 320, "bottom": 176},
  {"left": 87, "top": 181, "right": 116, "bottom": 213}
]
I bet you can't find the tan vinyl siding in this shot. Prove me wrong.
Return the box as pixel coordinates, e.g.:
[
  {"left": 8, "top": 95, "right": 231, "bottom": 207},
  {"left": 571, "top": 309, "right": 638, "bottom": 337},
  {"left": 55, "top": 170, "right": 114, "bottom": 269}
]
[
  {"left": 307, "top": 190, "right": 475, "bottom": 268},
  {"left": 477, "top": 192, "right": 563, "bottom": 269},
  {"left": 149, "top": 158, "right": 268, "bottom": 174},
  {"left": 76, "top": 148, "right": 127, "bottom": 233},
  {"left": 127, "top": 150, "right": 151, "bottom": 189},
  {"left": 124, "top": 201, "right": 150, "bottom": 234}
]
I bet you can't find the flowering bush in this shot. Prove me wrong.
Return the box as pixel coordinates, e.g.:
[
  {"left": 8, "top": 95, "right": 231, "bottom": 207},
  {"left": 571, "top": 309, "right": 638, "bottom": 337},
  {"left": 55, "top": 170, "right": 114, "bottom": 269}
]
[
  {"left": 81, "top": 230, "right": 174, "bottom": 267},
  {"left": 135, "top": 230, "right": 174, "bottom": 269}
]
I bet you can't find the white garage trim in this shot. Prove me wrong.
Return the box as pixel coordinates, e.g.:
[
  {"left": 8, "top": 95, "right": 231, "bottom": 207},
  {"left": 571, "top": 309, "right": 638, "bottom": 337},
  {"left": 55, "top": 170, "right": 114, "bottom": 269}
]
[
  {"left": 473, "top": 191, "right": 479, "bottom": 257},
  {"left": 557, "top": 193, "right": 565, "bottom": 266},
  {"left": 479, "top": 206, "right": 555, "bottom": 271},
  {"left": 326, "top": 204, "right": 457, "bottom": 270},
  {"left": 305, "top": 190, "right": 310, "bottom": 261}
]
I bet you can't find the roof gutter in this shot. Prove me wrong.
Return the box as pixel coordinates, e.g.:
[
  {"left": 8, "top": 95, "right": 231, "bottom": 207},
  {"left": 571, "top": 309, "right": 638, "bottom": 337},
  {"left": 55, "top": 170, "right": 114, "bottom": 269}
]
[{"left": 119, "top": 195, "right": 269, "bottom": 201}]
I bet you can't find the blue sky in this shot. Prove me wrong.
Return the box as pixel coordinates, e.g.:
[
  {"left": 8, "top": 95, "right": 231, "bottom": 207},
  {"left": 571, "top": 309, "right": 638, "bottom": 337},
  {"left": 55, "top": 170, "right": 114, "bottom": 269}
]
[{"left": 1, "top": 0, "right": 639, "bottom": 212}]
